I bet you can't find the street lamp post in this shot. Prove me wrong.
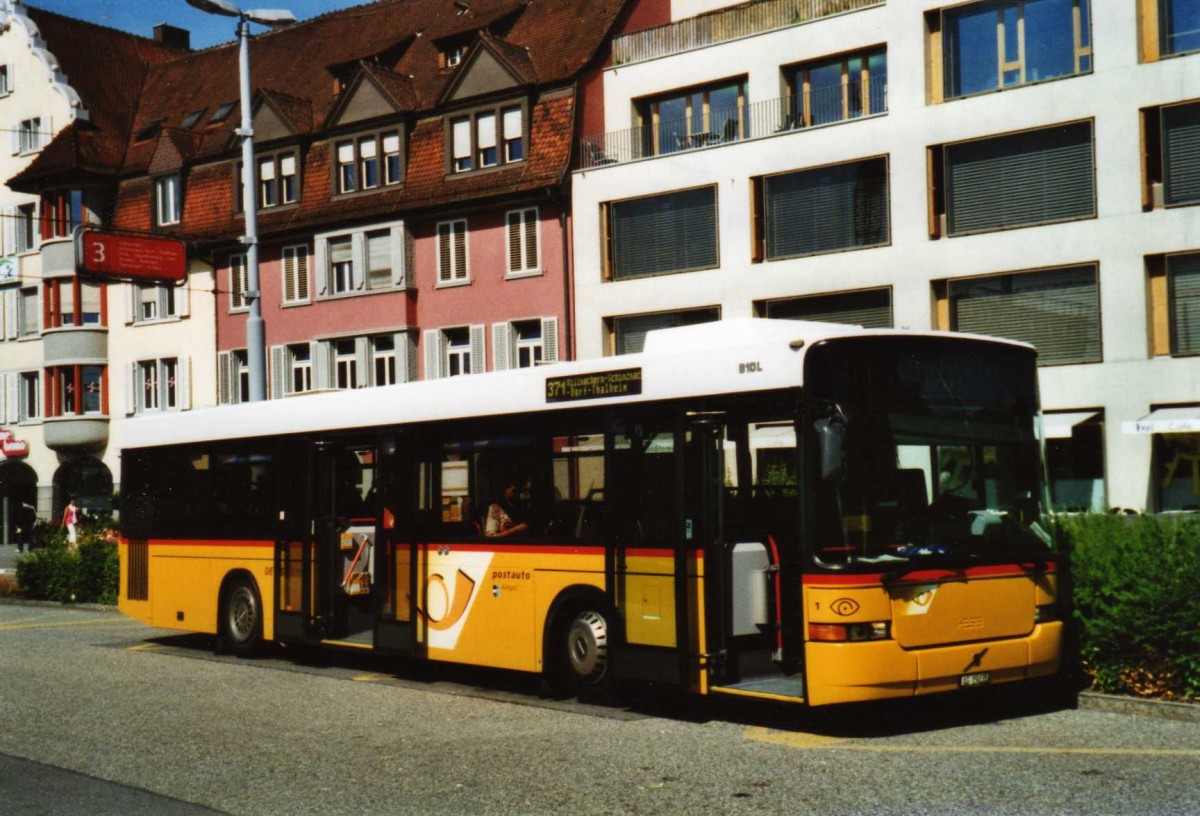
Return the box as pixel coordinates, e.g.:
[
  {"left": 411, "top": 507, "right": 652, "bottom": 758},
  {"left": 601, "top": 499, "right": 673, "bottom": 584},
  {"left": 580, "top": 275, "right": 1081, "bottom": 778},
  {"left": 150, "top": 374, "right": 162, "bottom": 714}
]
[{"left": 185, "top": 0, "right": 296, "bottom": 402}]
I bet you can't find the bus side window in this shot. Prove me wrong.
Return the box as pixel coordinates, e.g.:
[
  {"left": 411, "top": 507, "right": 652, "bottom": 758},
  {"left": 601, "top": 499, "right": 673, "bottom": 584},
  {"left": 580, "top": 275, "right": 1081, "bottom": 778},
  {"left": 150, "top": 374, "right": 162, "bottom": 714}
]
[
  {"left": 607, "top": 427, "right": 675, "bottom": 548},
  {"left": 549, "top": 433, "right": 605, "bottom": 540}
]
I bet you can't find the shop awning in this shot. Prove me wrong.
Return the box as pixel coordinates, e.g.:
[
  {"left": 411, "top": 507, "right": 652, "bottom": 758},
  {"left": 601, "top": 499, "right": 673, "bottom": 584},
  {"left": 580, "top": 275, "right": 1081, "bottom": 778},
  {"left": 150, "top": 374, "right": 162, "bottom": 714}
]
[
  {"left": 1122, "top": 406, "right": 1200, "bottom": 435},
  {"left": 1043, "top": 411, "right": 1098, "bottom": 439}
]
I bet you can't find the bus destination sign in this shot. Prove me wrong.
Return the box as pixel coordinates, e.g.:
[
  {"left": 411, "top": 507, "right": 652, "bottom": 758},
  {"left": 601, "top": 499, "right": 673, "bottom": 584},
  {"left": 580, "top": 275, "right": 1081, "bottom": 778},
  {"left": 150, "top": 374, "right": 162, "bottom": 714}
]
[{"left": 546, "top": 368, "right": 642, "bottom": 403}]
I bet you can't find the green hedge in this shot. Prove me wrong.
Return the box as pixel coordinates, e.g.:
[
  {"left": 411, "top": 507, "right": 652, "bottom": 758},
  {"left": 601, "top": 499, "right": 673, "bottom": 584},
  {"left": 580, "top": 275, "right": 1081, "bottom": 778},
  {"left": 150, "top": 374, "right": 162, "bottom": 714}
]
[
  {"left": 1059, "top": 513, "right": 1200, "bottom": 701},
  {"left": 15, "top": 518, "right": 119, "bottom": 606}
]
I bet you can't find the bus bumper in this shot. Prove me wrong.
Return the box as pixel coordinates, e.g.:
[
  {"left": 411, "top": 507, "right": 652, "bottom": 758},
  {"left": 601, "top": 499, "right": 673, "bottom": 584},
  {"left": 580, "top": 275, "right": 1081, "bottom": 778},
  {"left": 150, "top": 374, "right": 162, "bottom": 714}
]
[{"left": 804, "top": 621, "right": 1064, "bottom": 707}]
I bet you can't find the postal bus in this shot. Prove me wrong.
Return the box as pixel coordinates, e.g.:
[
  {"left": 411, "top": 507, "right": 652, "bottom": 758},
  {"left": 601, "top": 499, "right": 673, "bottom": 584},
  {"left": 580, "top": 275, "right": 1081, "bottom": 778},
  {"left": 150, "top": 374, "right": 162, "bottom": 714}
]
[{"left": 118, "top": 319, "right": 1065, "bottom": 706}]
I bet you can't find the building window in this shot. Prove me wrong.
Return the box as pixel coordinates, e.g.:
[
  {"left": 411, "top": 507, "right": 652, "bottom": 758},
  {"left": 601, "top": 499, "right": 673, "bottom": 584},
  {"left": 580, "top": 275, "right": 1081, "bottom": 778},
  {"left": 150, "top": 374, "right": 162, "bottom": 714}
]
[
  {"left": 335, "top": 131, "right": 402, "bottom": 194},
  {"left": 610, "top": 307, "right": 719, "bottom": 356},
  {"left": 16, "top": 117, "right": 44, "bottom": 154},
  {"left": 219, "top": 349, "right": 250, "bottom": 404},
  {"left": 424, "top": 325, "right": 484, "bottom": 379},
  {"left": 441, "top": 43, "right": 468, "bottom": 68},
  {"left": 605, "top": 186, "right": 718, "bottom": 281},
  {"left": 315, "top": 222, "right": 409, "bottom": 297},
  {"left": 16, "top": 204, "right": 36, "bottom": 254},
  {"left": 17, "top": 287, "right": 38, "bottom": 337},
  {"left": 1159, "top": 0, "right": 1200, "bottom": 57},
  {"left": 1167, "top": 251, "right": 1200, "bottom": 355},
  {"left": 229, "top": 254, "right": 248, "bottom": 312},
  {"left": 258, "top": 151, "right": 298, "bottom": 208},
  {"left": 1143, "top": 100, "right": 1200, "bottom": 209},
  {"left": 930, "top": 121, "right": 1095, "bottom": 238},
  {"left": 493, "top": 318, "right": 559, "bottom": 370},
  {"left": 0, "top": 65, "right": 11, "bottom": 96},
  {"left": 762, "top": 287, "right": 893, "bottom": 328},
  {"left": 637, "top": 78, "right": 745, "bottom": 155},
  {"left": 282, "top": 244, "right": 310, "bottom": 305},
  {"left": 1044, "top": 411, "right": 1105, "bottom": 512},
  {"left": 329, "top": 237, "right": 354, "bottom": 294},
  {"left": 19, "top": 371, "right": 39, "bottom": 421},
  {"left": 448, "top": 105, "right": 525, "bottom": 174},
  {"left": 937, "top": 0, "right": 1092, "bottom": 101},
  {"left": 366, "top": 230, "right": 393, "bottom": 290},
  {"left": 506, "top": 208, "right": 540, "bottom": 276},
  {"left": 786, "top": 48, "right": 887, "bottom": 128},
  {"left": 134, "top": 284, "right": 177, "bottom": 324},
  {"left": 945, "top": 264, "right": 1101, "bottom": 366},
  {"left": 334, "top": 338, "right": 358, "bottom": 389},
  {"left": 155, "top": 175, "right": 181, "bottom": 226},
  {"left": 372, "top": 335, "right": 397, "bottom": 386},
  {"left": 753, "top": 157, "right": 889, "bottom": 261},
  {"left": 45, "top": 278, "right": 104, "bottom": 328},
  {"left": 134, "top": 358, "right": 180, "bottom": 413},
  {"left": 40, "top": 190, "right": 84, "bottom": 240},
  {"left": 437, "top": 219, "right": 469, "bottom": 285},
  {"left": 48, "top": 364, "right": 106, "bottom": 417},
  {"left": 291, "top": 345, "right": 313, "bottom": 394}
]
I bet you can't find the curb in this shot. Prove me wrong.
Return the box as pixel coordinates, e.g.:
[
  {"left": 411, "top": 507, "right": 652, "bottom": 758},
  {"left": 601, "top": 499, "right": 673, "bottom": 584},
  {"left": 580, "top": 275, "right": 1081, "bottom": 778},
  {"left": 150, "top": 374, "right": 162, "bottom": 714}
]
[
  {"left": 0, "top": 596, "right": 115, "bottom": 613},
  {"left": 1078, "top": 691, "right": 1200, "bottom": 722}
]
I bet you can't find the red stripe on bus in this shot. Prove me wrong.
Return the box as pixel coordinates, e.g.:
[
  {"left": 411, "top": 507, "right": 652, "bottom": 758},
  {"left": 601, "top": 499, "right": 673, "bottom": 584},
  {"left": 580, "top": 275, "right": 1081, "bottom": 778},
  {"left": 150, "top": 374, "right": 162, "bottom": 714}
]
[
  {"left": 121, "top": 539, "right": 273, "bottom": 548},
  {"left": 802, "top": 563, "right": 1056, "bottom": 585}
]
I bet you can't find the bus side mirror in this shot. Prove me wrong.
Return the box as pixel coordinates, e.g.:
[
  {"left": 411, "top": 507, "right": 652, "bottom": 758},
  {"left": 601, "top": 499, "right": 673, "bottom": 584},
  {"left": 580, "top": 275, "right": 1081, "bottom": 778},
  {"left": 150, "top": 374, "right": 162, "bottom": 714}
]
[{"left": 815, "top": 418, "right": 845, "bottom": 482}]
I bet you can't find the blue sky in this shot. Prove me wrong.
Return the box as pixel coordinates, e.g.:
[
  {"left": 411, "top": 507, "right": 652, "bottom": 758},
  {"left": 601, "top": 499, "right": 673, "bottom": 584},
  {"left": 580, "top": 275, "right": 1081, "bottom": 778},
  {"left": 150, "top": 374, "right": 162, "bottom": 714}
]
[{"left": 28, "top": 0, "right": 373, "bottom": 49}]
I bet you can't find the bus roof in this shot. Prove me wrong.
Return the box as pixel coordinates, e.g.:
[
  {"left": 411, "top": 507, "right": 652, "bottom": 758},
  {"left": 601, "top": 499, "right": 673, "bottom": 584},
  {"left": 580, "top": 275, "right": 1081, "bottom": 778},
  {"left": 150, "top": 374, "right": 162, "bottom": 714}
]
[{"left": 119, "top": 319, "right": 1032, "bottom": 450}]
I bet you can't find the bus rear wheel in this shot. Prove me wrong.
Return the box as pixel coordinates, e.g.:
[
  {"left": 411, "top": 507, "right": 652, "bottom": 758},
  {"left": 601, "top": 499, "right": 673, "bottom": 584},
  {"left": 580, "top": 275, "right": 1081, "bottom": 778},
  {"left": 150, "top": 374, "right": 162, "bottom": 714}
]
[{"left": 221, "top": 576, "right": 263, "bottom": 658}]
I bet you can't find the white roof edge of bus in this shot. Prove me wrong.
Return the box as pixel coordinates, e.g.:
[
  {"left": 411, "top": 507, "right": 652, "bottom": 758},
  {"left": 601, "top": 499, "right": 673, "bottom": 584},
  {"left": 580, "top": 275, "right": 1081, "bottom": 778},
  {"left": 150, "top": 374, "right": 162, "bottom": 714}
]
[{"left": 118, "top": 319, "right": 1035, "bottom": 451}]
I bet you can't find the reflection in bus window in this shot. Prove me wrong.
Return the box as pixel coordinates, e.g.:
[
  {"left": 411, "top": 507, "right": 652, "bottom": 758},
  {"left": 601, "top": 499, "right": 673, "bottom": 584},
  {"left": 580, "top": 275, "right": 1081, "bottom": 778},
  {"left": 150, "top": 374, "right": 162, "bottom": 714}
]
[
  {"left": 608, "top": 428, "right": 676, "bottom": 548},
  {"left": 549, "top": 434, "right": 605, "bottom": 539}
]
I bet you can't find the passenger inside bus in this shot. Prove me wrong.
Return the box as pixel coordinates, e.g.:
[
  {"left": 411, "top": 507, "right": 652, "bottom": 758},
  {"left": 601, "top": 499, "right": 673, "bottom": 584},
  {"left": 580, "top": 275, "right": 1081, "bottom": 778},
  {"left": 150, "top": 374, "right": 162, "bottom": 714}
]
[{"left": 485, "top": 479, "right": 530, "bottom": 537}]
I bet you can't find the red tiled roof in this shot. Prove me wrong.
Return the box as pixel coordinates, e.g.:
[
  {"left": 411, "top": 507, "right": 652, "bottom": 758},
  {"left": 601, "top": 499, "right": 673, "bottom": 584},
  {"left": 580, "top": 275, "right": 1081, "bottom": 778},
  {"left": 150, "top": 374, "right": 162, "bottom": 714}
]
[{"left": 12, "top": 0, "right": 629, "bottom": 239}]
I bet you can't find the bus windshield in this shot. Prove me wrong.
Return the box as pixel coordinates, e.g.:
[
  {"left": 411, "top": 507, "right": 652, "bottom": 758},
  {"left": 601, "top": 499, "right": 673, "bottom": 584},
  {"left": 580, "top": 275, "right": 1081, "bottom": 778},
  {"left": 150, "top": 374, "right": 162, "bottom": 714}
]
[{"left": 805, "top": 336, "right": 1052, "bottom": 568}]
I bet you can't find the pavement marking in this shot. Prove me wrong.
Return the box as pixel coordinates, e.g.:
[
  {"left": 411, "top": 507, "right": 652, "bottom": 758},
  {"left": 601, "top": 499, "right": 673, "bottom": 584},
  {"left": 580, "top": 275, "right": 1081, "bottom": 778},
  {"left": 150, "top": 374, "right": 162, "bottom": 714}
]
[
  {"left": 127, "top": 642, "right": 166, "bottom": 652},
  {"left": 352, "top": 672, "right": 392, "bottom": 683},
  {"left": 0, "top": 616, "right": 135, "bottom": 632},
  {"left": 744, "top": 726, "right": 1200, "bottom": 757}
]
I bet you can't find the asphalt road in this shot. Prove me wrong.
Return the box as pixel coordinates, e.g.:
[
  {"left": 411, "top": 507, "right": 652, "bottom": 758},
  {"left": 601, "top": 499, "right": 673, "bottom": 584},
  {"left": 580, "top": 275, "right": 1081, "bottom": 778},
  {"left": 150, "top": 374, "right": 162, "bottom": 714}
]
[{"left": 1, "top": 603, "right": 1197, "bottom": 815}]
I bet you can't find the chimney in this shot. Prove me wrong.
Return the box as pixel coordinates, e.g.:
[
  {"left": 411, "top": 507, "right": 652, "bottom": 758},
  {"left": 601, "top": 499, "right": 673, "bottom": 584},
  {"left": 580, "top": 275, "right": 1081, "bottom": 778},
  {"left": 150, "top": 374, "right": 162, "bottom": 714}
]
[{"left": 154, "top": 23, "right": 191, "bottom": 51}]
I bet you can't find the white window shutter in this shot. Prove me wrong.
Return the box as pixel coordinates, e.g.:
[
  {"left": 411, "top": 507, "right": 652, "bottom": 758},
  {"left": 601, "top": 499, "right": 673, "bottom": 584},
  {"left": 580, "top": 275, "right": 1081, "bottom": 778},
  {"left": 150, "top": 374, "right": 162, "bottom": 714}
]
[
  {"left": 355, "top": 336, "right": 370, "bottom": 387},
  {"left": 177, "top": 277, "right": 190, "bottom": 317},
  {"left": 469, "top": 324, "right": 486, "bottom": 374},
  {"left": 10, "top": 123, "right": 19, "bottom": 155},
  {"left": 5, "top": 373, "right": 17, "bottom": 423},
  {"left": 423, "top": 329, "right": 441, "bottom": 380},
  {"left": 4, "top": 289, "right": 17, "bottom": 339},
  {"left": 297, "top": 246, "right": 310, "bottom": 301},
  {"left": 395, "top": 332, "right": 416, "bottom": 383},
  {"left": 124, "top": 283, "right": 136, "bottom": 324},
  {"left": 270, "top": 345, "right": 287, "bottom": 398},
  {"left": 314, "top": 340, "right": 331, "bottom": 389},
  {"left": 218, "top": 351, "right": 232, "bottom": 405},
  {"left": 178, "top": 356, "right": 191, "bottom": 410},
  {"left": 126, "top": 362, "right": 138, "bottom": 415},
  {"left": 351, "top": 232, "right": 366, "bottom": 290},
  {"left": 391, "top": 224, "right": 406, "bottom": 288},
  {"left": 541, "top": 317, "right": 559, "bottom": 363},
  {"left": 492, "top": 322, "right": 511, "bottom": 371},
  {"left": 315, "top": 239, "right": 328, "bottom": 296},
  {"left": 2, "top": 205, "right": 15, "bottom": 254}
]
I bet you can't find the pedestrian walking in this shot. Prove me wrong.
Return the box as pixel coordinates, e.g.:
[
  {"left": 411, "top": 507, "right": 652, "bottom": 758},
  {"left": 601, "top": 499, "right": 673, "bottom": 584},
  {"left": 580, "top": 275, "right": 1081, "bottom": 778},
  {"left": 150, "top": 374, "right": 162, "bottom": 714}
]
[{"left": 62, "top": 497, "right": 79, "bottom": 550}]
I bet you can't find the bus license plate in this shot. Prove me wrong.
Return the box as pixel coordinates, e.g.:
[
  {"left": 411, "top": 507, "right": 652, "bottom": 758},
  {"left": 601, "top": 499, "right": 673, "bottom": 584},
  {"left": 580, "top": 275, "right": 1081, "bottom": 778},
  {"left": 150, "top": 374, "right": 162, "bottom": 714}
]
[{"left": 959, "top": 672, "right": 990, "bottom": 688}]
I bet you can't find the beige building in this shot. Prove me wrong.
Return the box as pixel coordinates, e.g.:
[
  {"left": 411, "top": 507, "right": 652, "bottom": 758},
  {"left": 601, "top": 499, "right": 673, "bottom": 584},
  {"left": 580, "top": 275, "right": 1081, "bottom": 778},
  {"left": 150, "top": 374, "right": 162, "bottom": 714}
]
[{"left": 572, "top": 0, "right": 1200, "bottom": 513}]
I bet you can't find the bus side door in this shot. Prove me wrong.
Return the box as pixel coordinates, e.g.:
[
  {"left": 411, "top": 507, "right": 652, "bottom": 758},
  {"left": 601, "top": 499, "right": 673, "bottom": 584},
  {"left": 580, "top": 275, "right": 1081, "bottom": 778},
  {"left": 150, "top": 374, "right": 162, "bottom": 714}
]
[{"left": 275, "top": 440, "right": 317, "bottom": 642}]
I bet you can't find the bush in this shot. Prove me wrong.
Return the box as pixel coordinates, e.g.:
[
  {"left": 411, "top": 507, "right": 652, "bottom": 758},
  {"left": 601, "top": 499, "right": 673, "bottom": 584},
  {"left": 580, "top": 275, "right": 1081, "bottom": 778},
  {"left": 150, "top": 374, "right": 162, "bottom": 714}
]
[
  {"left": 15, "top": 507, "right": 120, "bottom": 605},
  {"left": 1060, "top": 513, "right": 1200, "bottom": 701}
]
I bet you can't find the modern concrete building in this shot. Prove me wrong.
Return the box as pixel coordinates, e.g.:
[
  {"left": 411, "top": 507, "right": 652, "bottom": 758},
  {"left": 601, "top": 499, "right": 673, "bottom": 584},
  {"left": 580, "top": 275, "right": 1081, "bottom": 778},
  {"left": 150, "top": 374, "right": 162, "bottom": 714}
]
[{"left": 572, "top": 0, "right": 1200, "bottom": 512}]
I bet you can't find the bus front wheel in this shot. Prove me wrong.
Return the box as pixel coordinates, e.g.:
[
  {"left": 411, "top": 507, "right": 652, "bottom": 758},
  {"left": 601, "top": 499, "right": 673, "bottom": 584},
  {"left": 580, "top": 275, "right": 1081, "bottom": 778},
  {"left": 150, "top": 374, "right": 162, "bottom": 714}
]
[
  {"left": 547, "top": 600, "right": 613, "bottom": 700},
  {"left": 221, "top": 575, "right": 263, "bottom": 657}
]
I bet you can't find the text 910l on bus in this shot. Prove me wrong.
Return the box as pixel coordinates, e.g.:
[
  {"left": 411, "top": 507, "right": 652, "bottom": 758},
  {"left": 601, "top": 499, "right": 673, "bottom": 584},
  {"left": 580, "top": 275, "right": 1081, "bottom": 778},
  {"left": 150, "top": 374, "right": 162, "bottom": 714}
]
[{"left": 118, "top": 319, "right": 1065, "bottom": 707}]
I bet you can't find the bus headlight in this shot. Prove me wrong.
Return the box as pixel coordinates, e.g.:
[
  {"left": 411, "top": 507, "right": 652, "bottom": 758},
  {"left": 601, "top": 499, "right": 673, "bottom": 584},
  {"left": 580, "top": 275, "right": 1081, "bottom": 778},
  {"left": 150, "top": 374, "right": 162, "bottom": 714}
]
[{"left": 808, "top": 621, "right": 890, "bottom": 642}]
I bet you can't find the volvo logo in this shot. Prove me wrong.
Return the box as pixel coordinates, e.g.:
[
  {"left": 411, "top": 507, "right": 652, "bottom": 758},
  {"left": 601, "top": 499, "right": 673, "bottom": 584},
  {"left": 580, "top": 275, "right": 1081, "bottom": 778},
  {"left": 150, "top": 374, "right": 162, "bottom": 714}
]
[{"left": 830, "top": 598, "right": 860, "bottom": 616}]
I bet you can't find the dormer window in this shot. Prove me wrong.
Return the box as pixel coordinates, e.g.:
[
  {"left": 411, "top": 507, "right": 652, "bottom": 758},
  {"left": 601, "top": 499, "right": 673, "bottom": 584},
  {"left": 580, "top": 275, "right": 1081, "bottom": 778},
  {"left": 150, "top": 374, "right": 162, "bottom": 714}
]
[
  {"left": 155, "top": 174, "right": 182, "bottom": 226},
  {"left": 448, "top": 103, "right": 525, "bottom": 174},
  {"left": 210, "top": 101, "right": 237, "bottom": 124},
  {"left": 181, "top": 109, "right": 206, "bottom": 129},
  {"left": 334, "top": 129, "right": 403, "bottom": 195},
  {"left": 135, "top": 119, "right": 164, "bottom": 142},
  {"left": 258, "top": 151, "right": 298, "bottom": 208},
  {"left": 444, "top": 44, "right": 468, "bottom": 67}
]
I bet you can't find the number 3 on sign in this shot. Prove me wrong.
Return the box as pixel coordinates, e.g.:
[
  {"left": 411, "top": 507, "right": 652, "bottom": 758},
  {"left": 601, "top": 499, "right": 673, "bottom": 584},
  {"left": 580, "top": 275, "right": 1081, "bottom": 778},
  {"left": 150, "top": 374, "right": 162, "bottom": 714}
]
[{"left": 91, "top": 239, "right": 106, "bottom": 266}]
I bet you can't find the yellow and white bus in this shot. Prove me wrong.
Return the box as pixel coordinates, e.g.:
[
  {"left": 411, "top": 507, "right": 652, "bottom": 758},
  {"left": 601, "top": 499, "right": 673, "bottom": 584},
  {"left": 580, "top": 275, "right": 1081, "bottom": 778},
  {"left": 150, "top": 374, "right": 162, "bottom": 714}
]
[{"left": 118, "top": 319, "right": 1065, "bottom": 706}]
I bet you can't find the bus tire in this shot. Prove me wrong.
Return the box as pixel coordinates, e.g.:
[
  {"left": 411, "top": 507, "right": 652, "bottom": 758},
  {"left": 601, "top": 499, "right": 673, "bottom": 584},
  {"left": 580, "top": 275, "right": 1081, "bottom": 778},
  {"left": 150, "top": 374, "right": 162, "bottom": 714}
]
[
  {"left": 546, "top": 596, "right": 614, "bottom": 700},
  {"left": 220, "top": 575, "right": 263, "bottom": 658}
]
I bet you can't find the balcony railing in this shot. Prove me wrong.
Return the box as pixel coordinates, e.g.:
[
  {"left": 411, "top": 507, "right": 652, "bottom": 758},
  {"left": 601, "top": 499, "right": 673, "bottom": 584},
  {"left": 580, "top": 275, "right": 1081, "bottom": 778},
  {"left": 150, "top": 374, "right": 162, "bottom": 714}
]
[
  {"left": 612, "top": 0, "right": 884, "bottom": 67},
  {"left": 579, "top": 81, "right": 886, "bottom": 170}
]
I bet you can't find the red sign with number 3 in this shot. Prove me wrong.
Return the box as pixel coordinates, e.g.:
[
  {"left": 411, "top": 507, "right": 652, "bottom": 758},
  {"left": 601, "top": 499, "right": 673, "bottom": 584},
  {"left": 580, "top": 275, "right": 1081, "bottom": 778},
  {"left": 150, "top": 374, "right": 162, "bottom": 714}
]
[{"left": 78, "top": 229, "right": 187, "bottom": 283}]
